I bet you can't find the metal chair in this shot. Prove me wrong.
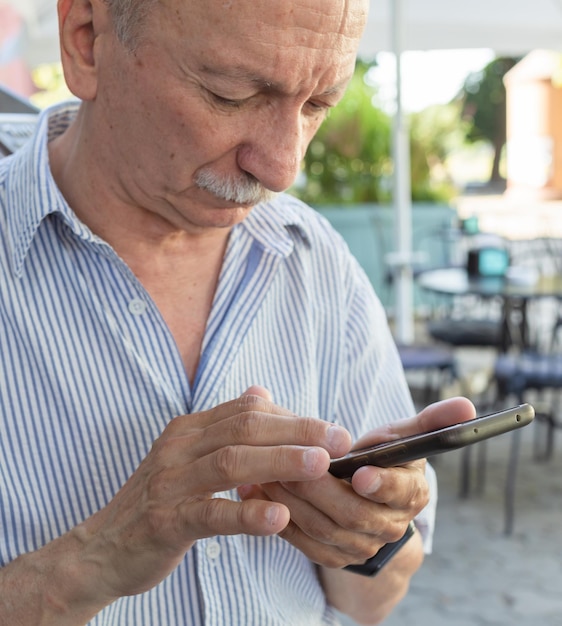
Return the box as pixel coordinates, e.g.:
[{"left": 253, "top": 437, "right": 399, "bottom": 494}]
[
  {"left": 492, "top": 350, "right": 562, "bottom": 534},
  {"left": 396, "top": 343, "right": 457, "bottom": 408},
  {"left": 0, "top": 85, "right": 39, "bottom": 156},
  {"left": 0, "top": 84, "right": 39, "bottom": 115},
  {"left": 427, "top": 316, "right": 506, "bottom": 350}
]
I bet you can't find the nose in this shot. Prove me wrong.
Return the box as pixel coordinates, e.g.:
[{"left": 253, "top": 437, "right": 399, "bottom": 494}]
[{"left": 236, "top": 108, "right": 307, "bottom": 193}]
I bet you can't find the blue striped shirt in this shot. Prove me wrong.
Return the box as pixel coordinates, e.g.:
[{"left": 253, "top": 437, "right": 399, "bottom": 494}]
[{"left": 0, "top": 103, "right": 433, "bottom": 625}]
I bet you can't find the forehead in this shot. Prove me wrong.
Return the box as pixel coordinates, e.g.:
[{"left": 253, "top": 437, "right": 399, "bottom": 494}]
[
  {"left": 151, "top": 0, "right": 368, "bottom": 89},
  {"left": 172, "top": 0, "right": 368, "bottom": 34}
]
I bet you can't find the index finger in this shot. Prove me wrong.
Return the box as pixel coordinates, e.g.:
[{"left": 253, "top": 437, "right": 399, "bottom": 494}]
[{"left": 194, "top": 393, "right": 297, "bottom": 428}]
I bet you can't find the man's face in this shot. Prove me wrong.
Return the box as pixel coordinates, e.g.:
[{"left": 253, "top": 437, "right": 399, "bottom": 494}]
[{"left": 90, "top": 0, "right": 368, "bottom": 231}]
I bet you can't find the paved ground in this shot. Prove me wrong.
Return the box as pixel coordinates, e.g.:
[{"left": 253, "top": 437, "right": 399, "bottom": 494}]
[{"left": 341, "top": 416, "right": 562, "bottom": 626}]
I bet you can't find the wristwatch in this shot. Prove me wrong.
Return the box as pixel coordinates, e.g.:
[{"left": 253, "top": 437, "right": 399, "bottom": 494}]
[{"left": 344, "top": 522, "right": 416, "bottom": 577}]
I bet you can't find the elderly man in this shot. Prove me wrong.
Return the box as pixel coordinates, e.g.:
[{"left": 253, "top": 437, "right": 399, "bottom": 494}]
[{"left": 0, "top": 0, "right": 475, "bottom": 624}]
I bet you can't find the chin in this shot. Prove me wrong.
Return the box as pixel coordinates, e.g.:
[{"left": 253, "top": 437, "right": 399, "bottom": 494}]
[
  {"left": 193, "top": 204, "right": 254, "bottom": 230},
  {"left": 172, "top": 186, "right": 263, "bottom": 230}
]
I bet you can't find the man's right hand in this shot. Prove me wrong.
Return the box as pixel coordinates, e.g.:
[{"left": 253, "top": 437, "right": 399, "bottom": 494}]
[{"left": 0, "top": 391, "right": 351, "bottom": 624}]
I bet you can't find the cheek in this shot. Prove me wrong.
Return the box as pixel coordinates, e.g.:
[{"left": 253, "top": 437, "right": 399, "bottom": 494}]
[{"left": 159, "top": 99, "right": 238, "bottom": 164}]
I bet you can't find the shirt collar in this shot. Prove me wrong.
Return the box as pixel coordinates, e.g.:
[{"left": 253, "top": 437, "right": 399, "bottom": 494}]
[
  {"left": 240, "top": 195, "right": 312, "bottom": 258},
  {"left": 6, "top": 101, "right": 92, "bottom": 278}
]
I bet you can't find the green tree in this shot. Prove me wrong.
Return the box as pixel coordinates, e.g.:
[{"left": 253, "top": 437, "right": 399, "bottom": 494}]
[
  {"left": 293, "top": 60, "right": 393, "bottom": 205},
  {"left": 457, "top": 57, "right": 520, "bottom": 184},
  {"left": 409, "top": 101, "right": 467, "bottom": 201},
  {"left": 293, "top": 61, "right": 462, "bottom": 206}
]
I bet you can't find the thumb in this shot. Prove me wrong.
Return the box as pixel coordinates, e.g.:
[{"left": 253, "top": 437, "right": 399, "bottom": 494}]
[{"left": 241, "top": 385, "right": 273, "bottom": 402}]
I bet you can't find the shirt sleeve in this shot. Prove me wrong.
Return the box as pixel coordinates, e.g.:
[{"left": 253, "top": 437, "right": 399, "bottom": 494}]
[
  {"left": 335, "top": 255, "right": 438, "bottom": 553},
  {"left": 416, "top": 462, "right": 437, "bottom": 553}
]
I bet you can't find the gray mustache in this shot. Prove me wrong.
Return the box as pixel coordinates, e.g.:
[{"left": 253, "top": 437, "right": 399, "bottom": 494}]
[{"left": 195, "top": 168, "right": 276, "bottom": 205}]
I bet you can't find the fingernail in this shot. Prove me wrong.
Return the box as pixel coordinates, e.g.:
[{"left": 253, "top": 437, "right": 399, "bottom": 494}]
[
  {"left": 238, "top": 484, "right": 252, "bottom": 499},
  {"left": 303, "top": 448, "right": 322, "bottom": 473},
  {"left": 365, "top": 474, "right": 383, "bottom": 494},
  {"left": 326, "top": 425, "right": 349, "bottom": 450},
  {"left": 242, "top": 386, "right": 273, "bottom": 401},
  {"left": 266, "top": 505, "right": 280, "bottom": 526}
]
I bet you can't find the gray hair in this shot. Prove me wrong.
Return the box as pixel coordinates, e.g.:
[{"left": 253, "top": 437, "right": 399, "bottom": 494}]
[{"left": 104, "top": 0, "right": 159, "bottom": 49}]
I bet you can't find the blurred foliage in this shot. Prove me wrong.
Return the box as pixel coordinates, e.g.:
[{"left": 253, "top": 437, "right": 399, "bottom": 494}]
[
  {"left": 292, "top": 60, "right": 393, "bottom": 205},
  {"left": 455, "top": 56, "right": 520, "bottom": 183},
  {"left": 292, "top": 60, "right": 463, "bottom": 206},
  {"left": 409, "top": 102, "right": 467, "bottom": 202},
  {"left": 30, "top": 63, "right": 73, "bottom": 108}
]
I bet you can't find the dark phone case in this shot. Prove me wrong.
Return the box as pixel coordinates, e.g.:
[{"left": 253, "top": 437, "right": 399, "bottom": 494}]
[{"left": 329, "top": 403, "right": 535, "bottom": 479}]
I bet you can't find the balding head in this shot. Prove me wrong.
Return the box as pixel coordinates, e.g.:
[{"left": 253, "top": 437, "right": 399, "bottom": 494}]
[{"left": 104, "top": 0, "right": 368, "bottom": 51}]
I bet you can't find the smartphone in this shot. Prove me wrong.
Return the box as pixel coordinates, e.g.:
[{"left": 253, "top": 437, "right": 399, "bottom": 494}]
[{"left": 329, "top": 403, "right": 535, "bottom": 479}]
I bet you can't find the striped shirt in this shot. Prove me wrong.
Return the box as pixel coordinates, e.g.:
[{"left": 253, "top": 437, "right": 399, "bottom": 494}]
[{"left": 0, "top": 103, "right": 434, "bottom": 625}]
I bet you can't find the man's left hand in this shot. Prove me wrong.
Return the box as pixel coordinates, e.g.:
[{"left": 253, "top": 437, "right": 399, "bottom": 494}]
[{"left": 238, "top": 396, "right": 475, "bottom": 568}]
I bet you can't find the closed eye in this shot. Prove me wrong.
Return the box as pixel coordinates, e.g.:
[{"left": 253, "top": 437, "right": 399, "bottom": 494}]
[
  {"left": 304, "top": 100, "right": 332, "bottom": 118},
  {"left": 209, "top": 92, "right": 246, "bottom": 109}
]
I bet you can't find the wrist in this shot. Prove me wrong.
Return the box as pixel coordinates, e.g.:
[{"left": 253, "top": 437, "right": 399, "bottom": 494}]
[
  {"left": 320, "top": 528, "right": 424, "bottom": 625},
  {"left": 0, "top": 529, "right": 115, "bottom": 626}
]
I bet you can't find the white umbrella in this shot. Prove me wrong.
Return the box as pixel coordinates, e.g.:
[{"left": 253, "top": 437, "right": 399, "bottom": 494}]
[
  {"left": 361, "top": 0, "right": 562, "bottom": 57},
  {"left": 359, "top": 0, "right": 562, "bottom": 344}
]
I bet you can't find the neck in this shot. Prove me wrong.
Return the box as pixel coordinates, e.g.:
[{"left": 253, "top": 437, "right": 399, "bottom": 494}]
[
  {"left": 47, "top": 107, "right": 233, "bottom": 261},
  {"left": 47, "top": 107, "right": 233, "bottom": 384}
]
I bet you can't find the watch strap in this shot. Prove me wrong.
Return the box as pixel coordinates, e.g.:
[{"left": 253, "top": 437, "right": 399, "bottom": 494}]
[{"left": 344, "top": 521, "right": 416, "bottom": 577}]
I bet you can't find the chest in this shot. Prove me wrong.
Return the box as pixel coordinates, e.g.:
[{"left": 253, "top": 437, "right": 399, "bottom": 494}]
[
  {"left": 149, "top": 277, "right": 216, "bottom": 384},
  {"left": 0, "top": 233, "right": 348, "bottom": 570},
  {"left": 128, "top": 246, "right": 226, "bottom": 385}
]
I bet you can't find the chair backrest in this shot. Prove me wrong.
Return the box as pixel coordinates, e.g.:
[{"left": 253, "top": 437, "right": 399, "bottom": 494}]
[
  {"left": 0, "top": 113, "right": 38, "bottom": 156},
  {"left": 0, "top": 85, "right": 39, "bottom": 157},
  {"left": 0, "top": 85, "right": 39, "bottom": 115}
]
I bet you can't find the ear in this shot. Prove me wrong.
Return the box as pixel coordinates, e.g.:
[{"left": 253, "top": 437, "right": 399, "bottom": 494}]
[{"left": 57, "top": 0, "right": 111, "bottom": 101}]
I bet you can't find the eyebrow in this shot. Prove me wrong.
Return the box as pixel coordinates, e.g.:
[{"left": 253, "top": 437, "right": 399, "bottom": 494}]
[
  {"left": 200, "top": 64, "right": 277, "bottom": 89},
  {"left": 199, "top": 64, "right": 350, "bottom": 98}
]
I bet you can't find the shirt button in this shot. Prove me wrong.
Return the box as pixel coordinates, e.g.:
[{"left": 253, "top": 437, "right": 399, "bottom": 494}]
[
  {"left": 206, "top": 540, "right": 221, "bottom": 560},
  {"left": 128, "top": 298, "right": 147, "bottom": 316}
]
